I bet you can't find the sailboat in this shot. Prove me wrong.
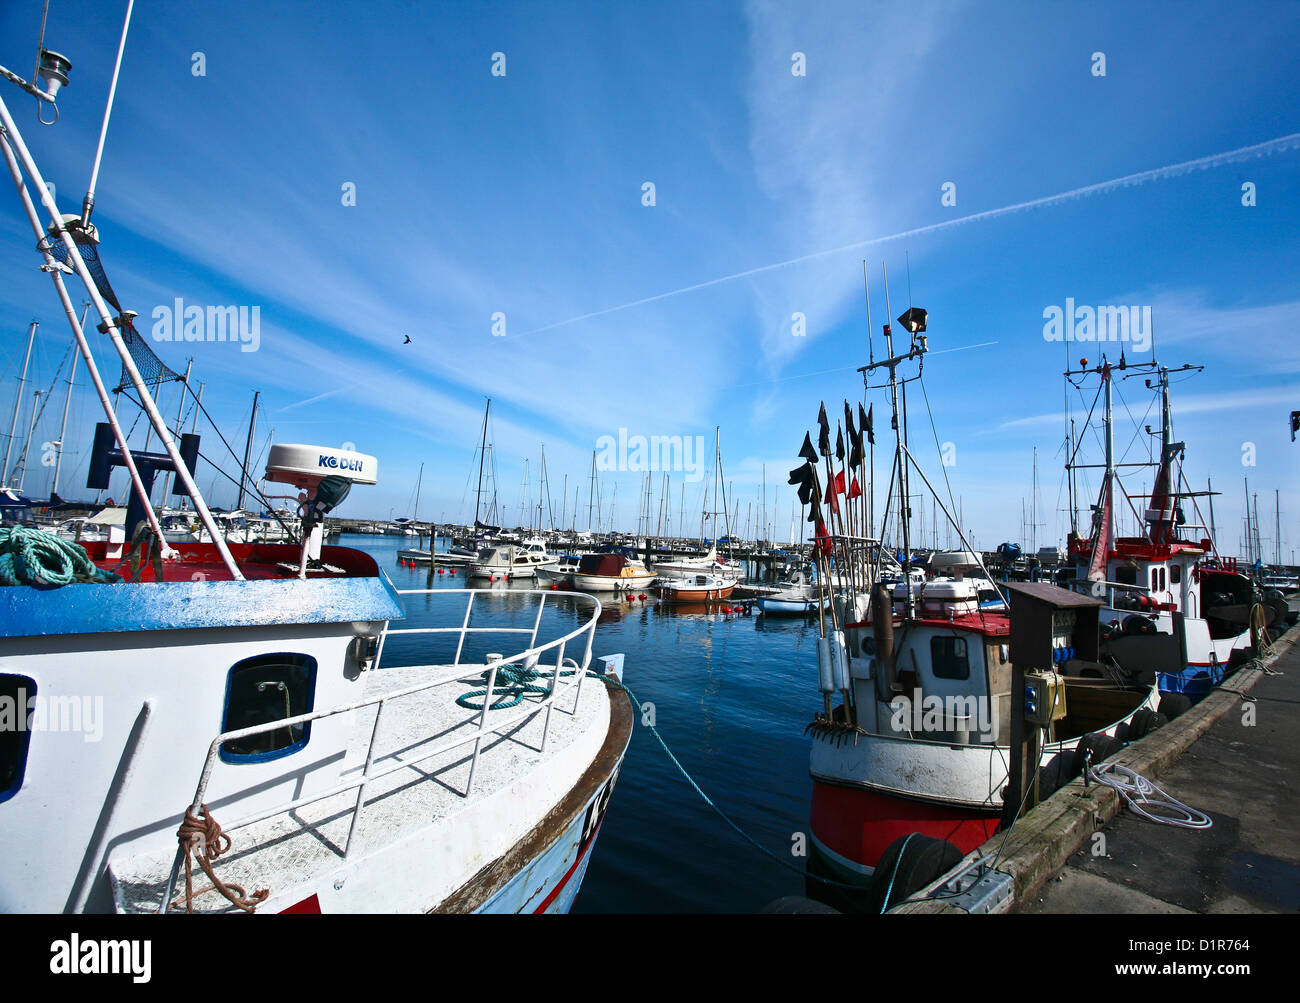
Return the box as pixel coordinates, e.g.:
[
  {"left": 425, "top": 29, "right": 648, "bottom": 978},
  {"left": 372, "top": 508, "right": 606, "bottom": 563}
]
[
  {"left": 398, "top": 402, "right": 497, "bottom": 565},
  {"left": 652, "top": 427, "right": 741, "bottom": 583}
]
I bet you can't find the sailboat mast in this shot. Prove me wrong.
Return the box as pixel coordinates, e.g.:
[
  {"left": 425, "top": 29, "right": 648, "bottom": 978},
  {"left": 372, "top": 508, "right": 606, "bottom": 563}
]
[
  {"left": 473, "top": 398, "right": 490, "bottom": 527},
  {"left": 51, "top": 308, "right": 89, "bottom": 497},
  {"left": 3, "top": 319, "right": 37, "bottom": 487},
  {"left": 158, "top": 357, "right": 192, "bottom": 504},
  {"left": 237, "top": 390, "right": 259, "bottom": 511}
]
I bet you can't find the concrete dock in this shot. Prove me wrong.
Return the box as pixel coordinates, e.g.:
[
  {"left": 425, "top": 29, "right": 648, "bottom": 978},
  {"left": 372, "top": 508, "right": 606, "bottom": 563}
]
[{"left": 896, "top": 619, "right": 1299, "bottom": 914}]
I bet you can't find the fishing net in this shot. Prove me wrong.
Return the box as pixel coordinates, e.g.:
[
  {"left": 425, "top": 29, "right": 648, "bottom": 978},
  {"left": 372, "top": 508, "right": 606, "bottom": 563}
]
[{"left": 38, "top": 216, "right": 184, "bottom": 392}]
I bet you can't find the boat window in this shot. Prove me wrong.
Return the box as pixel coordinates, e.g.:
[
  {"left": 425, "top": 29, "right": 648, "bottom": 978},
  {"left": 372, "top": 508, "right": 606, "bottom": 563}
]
[
  {"left": 1115, "top": 565, "right": 1137, "bottom": 586},
  {"left": 1170, "top": 565, "right": 1181, "bottom": 585},
  {"left": 0, "top": 675, "right": 36, "bottom": 804},
  {"left": 220, "top": 654, "right": 317, "bottom": 764},
  {"left": 930, "top": 636, "right": 969, "bottom": 680}
]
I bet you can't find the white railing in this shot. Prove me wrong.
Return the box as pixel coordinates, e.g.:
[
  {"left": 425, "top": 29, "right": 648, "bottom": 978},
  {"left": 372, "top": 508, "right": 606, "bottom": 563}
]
[{"left": 159, "top": 588, "right": 603, "bottom": 912}]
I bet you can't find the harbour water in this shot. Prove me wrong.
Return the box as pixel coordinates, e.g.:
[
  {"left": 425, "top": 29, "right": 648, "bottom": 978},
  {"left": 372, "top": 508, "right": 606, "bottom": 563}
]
[{"left": 355, "top": 534, "right": 817, "bottom": 912}]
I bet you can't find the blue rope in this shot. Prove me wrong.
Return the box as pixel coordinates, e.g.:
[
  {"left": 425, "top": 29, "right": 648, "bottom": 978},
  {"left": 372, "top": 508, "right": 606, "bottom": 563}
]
[
  {"left": 877, "top": 832, "right": 917, "bottom": 913},
  {"left": 0, "top": 527, "right": 122, "bottom": 588},
  {"left": 456, "top": 662, "right": 576, "bottom": 710}
]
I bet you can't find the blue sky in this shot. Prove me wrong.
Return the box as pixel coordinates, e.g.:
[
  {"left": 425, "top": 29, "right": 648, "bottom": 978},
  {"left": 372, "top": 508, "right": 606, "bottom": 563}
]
[{"left": 1, "top": 0, "right": 1297, "bottom": 559}]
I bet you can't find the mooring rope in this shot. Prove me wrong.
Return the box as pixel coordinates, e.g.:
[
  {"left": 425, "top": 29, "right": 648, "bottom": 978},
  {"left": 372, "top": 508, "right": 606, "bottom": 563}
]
[
  {"left": 1087, "top": 762, "right": 1212, "bottom": 829},
  {"left": 172, "top": 804, "right": 269, "bottom": 914},
  {"left": 593, "top": 672, "right": 869, "bottom": 892},
  {"left": 455, "top": 662, "right": 577, "bottom": 710},
  {"left": 0, "top": 526, "right": 121, "bottom": 587}
]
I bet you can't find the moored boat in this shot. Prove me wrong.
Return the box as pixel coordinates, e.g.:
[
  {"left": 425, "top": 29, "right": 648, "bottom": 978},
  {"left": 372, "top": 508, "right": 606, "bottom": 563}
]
[
  {"left": 0, "top": 25, "right": 630, "bottom": 913},
  {"left": 652, "top": 572, "right": 737, "bottom": 602}
]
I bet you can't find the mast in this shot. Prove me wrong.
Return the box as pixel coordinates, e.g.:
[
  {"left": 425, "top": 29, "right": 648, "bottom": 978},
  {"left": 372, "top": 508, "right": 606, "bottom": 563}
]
[
  {"left": 51, "top": 307, "right": 89, "bottom": 497},
  {"left": 236, "top": 390, "right": 259, "bottom": 510},
  {"left": 473, "top": 398, "right": 490, "bottom": 527},
  {"left": 3, "top": 319, "right": 37, "bottom": 487},
  {"left": 157, "top": 357, "right": 192, "bottom": 505},
  {"left": 16, "top": 389, "right": 40, "bottom": 493}
]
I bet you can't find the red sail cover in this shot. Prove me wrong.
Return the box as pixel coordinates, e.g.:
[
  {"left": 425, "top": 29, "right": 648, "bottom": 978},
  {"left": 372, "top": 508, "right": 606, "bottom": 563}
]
[
  {"left": 1088, "top": 476, "right": 1112, "bottom": 581},
  {"left": 1146, "top": 443, "right": 1178, "bottom": 547}
]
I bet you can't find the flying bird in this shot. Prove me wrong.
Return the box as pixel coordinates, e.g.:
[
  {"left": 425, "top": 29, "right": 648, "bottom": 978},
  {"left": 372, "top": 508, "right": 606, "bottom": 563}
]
[{"left": 403, "top": 334, "right": 411, "bottom": 344}]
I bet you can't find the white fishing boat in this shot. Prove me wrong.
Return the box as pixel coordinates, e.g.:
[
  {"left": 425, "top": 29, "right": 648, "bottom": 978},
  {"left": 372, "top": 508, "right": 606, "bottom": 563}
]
[
  {"left": 0, "top": 19, "right": 630, "bottom": 914},
  {"left": 1061, "top": 357, "right": 1269, "bottom": 697},
  {"left": 785, "top": 302, "right": 1163, "bottom": 891}
]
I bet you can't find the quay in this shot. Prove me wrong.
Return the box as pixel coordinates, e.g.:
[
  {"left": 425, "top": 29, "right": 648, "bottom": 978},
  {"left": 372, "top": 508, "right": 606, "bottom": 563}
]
[{"left": 894, "top": 609, "right": 1300, "bottom": 914}]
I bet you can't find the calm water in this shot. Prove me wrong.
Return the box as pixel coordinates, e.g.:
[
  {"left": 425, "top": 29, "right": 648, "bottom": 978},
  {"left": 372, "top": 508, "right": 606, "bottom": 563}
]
[{"left": 343, "top": 533, "right": 819, "bottom": 913}]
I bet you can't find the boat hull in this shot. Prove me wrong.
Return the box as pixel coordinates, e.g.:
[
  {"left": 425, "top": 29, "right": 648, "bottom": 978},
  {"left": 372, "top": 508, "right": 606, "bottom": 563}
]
[
  {"left": 809, "top": 780, "right": 999, "bottom": 881},
  {"left": 652, "top": 583, "right": 736, "bottom": 602},
  {"left": 571, "top": 571, "right": 656, "bottom": 592}
]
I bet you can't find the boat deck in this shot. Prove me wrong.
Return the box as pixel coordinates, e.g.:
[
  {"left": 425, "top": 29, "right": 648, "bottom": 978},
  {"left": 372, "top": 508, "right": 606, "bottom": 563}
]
[
  {"left": 83, "top": 540, "right": 382, "bottom": 582},
  {"left": 107, "top": 660, "right": 611, "bottom": 913}
]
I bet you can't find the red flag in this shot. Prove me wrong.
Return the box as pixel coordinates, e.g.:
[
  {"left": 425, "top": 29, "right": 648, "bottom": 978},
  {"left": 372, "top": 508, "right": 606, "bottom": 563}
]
[
  {"left": 824, "top": 470, "right": 846, "bottom": 499},
  {"left": 814, "top": 518, "right": 834, "bottom": 556},
  {"left": 848, "top": 476, "right": 862, "bottom": 500}
]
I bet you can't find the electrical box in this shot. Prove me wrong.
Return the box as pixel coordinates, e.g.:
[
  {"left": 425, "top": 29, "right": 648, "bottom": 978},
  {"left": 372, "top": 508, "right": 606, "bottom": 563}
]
[
  {"left": 1023, "top": 669, "right": 1068, "bottom": 725},
  {"left": 1004, "top": 580, "right": 1102, "bottom": 669}
]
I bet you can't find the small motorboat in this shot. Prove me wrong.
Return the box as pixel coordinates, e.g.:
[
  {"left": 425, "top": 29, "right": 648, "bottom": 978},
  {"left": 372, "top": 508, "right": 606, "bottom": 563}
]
[
  {"left": 652, "top": 572, "right": 737, "bottom": 602},
  {"left": 570, "top": 548, "right": 656, "bottom": 592}
]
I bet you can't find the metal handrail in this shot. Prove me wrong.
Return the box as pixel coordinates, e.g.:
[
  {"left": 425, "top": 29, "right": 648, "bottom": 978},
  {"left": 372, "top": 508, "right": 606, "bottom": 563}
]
[{"left": 159, "top": 588, "right": 603, "bottom": 912}]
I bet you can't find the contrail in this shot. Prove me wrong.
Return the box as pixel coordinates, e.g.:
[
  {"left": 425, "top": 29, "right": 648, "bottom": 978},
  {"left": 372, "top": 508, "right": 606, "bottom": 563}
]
[
  {"left": 510, "top": 131, "right": 1300, "bottom": 339},
  {"left": 724, "top": 340, "right": 999, "bottom": 389}
]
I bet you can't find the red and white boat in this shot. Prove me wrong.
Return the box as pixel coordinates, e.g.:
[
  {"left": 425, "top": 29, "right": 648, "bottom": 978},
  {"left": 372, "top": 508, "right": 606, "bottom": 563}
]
[
  {"left": 652, "top": 572, "right": 737, "bottom": 602},
  {"left": 791, "top": 304, "right": 1160, "bottom": 889},
  {"left": 1060, "top": 358, "right": 1269, "bottom": 697}
]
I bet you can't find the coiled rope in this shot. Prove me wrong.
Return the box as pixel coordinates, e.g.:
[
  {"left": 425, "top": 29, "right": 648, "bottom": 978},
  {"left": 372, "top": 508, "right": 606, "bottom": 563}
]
[
  {"left": 172, "top": 804, "right": 269, "bottom": 914},
  {"left": 455, "top": 661, "right": 577, "bottom": 710},
  {"left": 0, "top": 526, "right": 122, "bottom": 587},
  {"left": 1087, "top": 762, "right": 1212, "bottom": 829}
]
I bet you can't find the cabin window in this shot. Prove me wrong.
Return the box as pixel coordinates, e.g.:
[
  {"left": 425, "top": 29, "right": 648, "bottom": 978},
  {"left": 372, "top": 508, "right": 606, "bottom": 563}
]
[
  {"left": 0, "top": 675, "right": 36, "bottom": 804},
  {"left": 1170, "top": 565, "right": 1181, "bottom": 585},
  {"left": 220, "top": 654, "right": 317, "bottom": 764},
  {"left": 1115, "top": 565, "right": 1137, "bottom": 586},
  {"left": 930, "top": 636, "right": 969, "bottom": 680}
]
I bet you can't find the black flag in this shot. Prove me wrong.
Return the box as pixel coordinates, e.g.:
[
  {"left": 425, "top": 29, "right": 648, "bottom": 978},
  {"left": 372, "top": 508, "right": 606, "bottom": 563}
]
[
  {"left": 798, "top": 432, "right": 818, "bottom": 463},
  {"left": 844, "top": 402, "right": 861, "bottom": 468},
  {"left": 788, "top": 461, "right": 815, "bottom": 507},
  {"left": 805, "top": 467, "right": 824, "bottom": 523},
  {"left": 817, "top": 403, "right": 830, "bottom": 457},
  {"left": 862, "top": 402, "right": 874, "bottom": 445},
  {"left": 835, "top": 425, "right": 844, "bottom": 462}
]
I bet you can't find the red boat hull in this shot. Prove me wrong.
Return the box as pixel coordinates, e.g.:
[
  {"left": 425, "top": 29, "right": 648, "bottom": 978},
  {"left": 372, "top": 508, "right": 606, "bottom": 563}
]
[{"left": 810, "top": 780, "right": 999, "bottom": 877}]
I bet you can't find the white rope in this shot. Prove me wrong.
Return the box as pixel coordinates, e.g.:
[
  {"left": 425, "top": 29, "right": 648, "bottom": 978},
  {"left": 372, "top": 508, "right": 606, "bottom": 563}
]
[{"left": 1087, "top": 762, "right": 1212, "bottom": 829}]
